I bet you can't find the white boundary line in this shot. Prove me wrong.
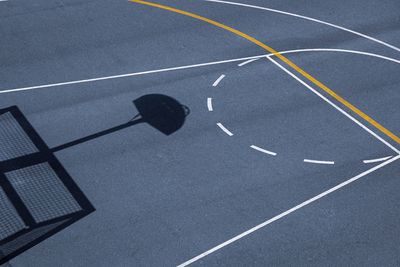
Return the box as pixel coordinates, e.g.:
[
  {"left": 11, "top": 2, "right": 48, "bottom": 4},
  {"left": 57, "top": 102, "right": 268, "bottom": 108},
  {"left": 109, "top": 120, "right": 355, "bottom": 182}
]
[
  {"left": 207, "top": 97, "right": 213, "bottom": 111},
  {"left": 280, "top": 48, "right": 400, "bottom": 64},
  {"left": 265, "top": 56, "right": 400, "bottom": 155},
  {"left": 238, "top": 58, "right": 260, "bottom": 66},
  {"left": 204, "top": 0, "right": 400, "bottom": 53},
  {"left": 363, "top": 156, "right": 393, "bottom": 164},
  {"left": 0, "top": 56, "right": 263, "bottom": 94},
  {"left": 1, "top": 48, "right": 399, "bottom": 95},
  {"left": 177, "top": 154, "right": 400, "bottom": 267},
  {"left": 304, "top": 159, "right": 335, "bottom": 165},
  {"left": 217, "top": 122, "right": 234, "bottom": 136},
  {"left": 250, "top": 145, "right": 277, "bottom": 156},
  {"left": 212, "top": 74, "right": 226, "bottom": 87}
]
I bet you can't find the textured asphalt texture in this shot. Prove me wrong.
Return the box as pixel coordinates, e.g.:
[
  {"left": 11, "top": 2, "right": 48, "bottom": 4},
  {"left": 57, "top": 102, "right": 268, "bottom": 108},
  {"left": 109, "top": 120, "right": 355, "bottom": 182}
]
[{"left": 1, "top": 0, "right": 399, "bottom": 266}]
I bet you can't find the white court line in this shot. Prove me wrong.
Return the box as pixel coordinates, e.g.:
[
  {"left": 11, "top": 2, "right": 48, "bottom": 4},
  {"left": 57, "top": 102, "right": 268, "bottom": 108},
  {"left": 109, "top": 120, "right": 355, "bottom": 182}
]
[
  {"left": 278, "top": 48, "right": 400, "bottom": 64},
  {"left": 250, "top": 145, "right": 277, "bottom": 156},
  {"left": 265, "top": 56, "right": 400, "bottom": 155},
  {"left": 205, "top": 0, "right": 400, "bottom": 52},
  {"left": 0, "top": 56, "right": 264, "bottom": 94},
  {"left": 212, "top": 74, "right": 226, "bottom": 87},
  {"left": 207, "top": 97, "right": 213, "bottom": 111},
  {"left": 363, "top": 156, "right": 393, "bottom": 164},
  {"left": 304, "top": 159, "right": 335, "bottom": 165},
  {"left": 238, "top": 58, "right": 259, "bottom": 67},
  {"left": 217, "top": 122, "right": 234, "bottom": 136},
  {"left": 1, "top": 48, "right": 399, "bottom": 95},
  {"left": 177, "top": 154, "right": 400, "bottom": 267}
]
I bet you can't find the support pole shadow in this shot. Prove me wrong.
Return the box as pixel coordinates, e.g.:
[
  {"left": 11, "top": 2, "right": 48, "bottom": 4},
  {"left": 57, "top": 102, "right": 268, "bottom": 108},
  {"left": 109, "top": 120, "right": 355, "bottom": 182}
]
[{"left": 51, "top": 94, "right": 190, "bottom": 153}]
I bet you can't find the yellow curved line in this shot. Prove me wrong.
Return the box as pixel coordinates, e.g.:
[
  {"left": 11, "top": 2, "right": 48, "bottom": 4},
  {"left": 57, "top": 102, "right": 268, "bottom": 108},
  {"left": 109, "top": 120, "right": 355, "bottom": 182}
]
[{"left": 129, "top": 0, "right": 400, "bottom": 144}]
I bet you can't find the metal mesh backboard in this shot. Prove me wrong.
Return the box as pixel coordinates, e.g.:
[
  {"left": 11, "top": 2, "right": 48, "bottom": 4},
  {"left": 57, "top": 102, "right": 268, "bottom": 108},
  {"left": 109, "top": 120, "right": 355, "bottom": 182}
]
[{"left": 0, "top": 106, "right": 94, "bottom": 265}]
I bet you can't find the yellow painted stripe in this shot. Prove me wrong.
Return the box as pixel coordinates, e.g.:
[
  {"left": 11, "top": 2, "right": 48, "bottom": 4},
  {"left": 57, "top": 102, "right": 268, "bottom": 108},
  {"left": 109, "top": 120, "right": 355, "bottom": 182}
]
[{"left": 129, "top": 0, "right": 400, "bottom": 144}]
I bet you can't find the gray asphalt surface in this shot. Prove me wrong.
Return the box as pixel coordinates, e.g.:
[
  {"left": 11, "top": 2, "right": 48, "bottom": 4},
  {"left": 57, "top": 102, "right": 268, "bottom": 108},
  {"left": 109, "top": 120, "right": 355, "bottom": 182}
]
[{"left": 1, "top": 0, "right": 399, "bottom": 266}]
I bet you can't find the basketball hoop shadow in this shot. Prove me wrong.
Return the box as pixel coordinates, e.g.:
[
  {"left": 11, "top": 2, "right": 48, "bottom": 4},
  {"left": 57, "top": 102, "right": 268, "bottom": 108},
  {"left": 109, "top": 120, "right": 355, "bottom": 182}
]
[
  {"left": 0, "top": 94, "right": 189, "bottom": 265},
  {"left": 52, "top": 94, "right": 190, "bottom": 152}
]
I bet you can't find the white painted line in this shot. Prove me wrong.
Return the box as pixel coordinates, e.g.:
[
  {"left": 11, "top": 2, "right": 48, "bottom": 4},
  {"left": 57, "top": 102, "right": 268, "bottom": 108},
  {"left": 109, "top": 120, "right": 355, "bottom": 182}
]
[
  {"left": 304, "top": 159, "right": 335, "bottom": 165},
  {"left": 177, "top": 154, "right": 400, "bottom": 267},
  {"left": 277, "top": 48, "right": 400, "bottom": 64},
  {"left": 250, "top": 145, "right": 277, "bottom": 156},
  {"left": 363, "top": 156, "right": 393, "bottom": 164},
  {"left": 1, "top": 48, "right": 399, "bottom": 95},
  {"left": 205, "top": 0, "right": 400, "bottom": 52},
  {"left": 216, "top": 122, "right": 234, "bottom": 136},
  {"left": 212, "top": 74, "right": 226, "bottom": 87},
  {"left": 207, "top": 97, "right": 213, "bottom": 111},
  {"left": 238, "top": 58, "right": 259, "bottom": 67},
  {"left": 0, "top": 56, "right": 263, "bottom": 94},
  {"left": 266, "top": 56, "right": 400, "bottom": 155},
  {"left": 0, "top": 0, "right": 8, "bottom": 2}
]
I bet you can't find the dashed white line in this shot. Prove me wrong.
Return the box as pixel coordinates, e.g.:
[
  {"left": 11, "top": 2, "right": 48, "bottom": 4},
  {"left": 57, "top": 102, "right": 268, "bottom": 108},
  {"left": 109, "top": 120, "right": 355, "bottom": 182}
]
[
  {"left": 177, "top": 154, "right": 400, "bottom": 267},
  {"left": 250, "top": 145, "right": 277, "bottom": 156},
  {"left": 212, "top": 74, "right": 226, "bottom": 87},
  {"left": 363, "top": 156, "right": 393, "bottom": 164},
  {"left": 238, "top": 58, "right": 259, "bottom": 67},
  {"left": 207, "top": 97, "right": 213, "bottom": 111},
  {"left": 304, "top": 159, "right": 335, "bottom": 165},
  {"left": 217, "top": 123, "right": 234, "bottom": 136}
]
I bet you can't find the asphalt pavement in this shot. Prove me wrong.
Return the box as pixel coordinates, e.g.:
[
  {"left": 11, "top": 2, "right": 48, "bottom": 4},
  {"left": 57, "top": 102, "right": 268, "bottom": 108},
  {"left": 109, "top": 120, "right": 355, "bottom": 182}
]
[{"left": 0, "top": 0, "right": 399, "bottom": 266}]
